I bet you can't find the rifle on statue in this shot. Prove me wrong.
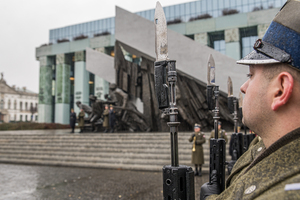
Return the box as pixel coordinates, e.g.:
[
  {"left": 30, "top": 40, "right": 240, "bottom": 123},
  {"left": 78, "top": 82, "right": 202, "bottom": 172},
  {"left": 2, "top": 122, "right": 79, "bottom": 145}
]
[
  {"left": 227, "top": 77, "right": 243, "bottom": 175},
  {"left": 200, "top": 55, "right": 226, "bottom": 200},
  {"left": 238, "top": 93, "right": 256, "bottom": 153},
  {"left": 154, "top": 2, "right": 195, "bottom": 200}
]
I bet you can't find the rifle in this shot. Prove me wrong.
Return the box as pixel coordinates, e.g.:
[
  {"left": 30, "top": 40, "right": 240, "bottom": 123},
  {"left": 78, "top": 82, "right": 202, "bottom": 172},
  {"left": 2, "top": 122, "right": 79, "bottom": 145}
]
[
  {"left": 154, "top": 2, "right": 195, "bottom": 200},
  {"left": 206, "top": 54, "right": 226, "bottom": 192},
  {"left": 227, "top": 77, "right": 243, "bottom": 175},
  {"left": 238, "top": 93, "right": 256, "bottom": 153}
]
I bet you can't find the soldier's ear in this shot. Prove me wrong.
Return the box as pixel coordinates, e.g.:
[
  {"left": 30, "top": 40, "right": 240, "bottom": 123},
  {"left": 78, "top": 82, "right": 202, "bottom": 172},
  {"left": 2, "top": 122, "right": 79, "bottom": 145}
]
[{"left": 271, "top": 72, "right": 293, "bottom": 111}]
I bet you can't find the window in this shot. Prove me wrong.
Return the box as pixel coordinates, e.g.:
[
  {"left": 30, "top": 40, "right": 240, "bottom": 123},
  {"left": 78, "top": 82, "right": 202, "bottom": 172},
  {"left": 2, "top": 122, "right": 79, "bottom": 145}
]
[
  {"left": 25, "top": 102, "right": 28, "bottom": 111},
  {"left": 20, "top": 115, "right": 23, "bottom": 121},
  {"left": 14, "top": 100, "right": 17, "bottom": 109},
  {"left": 208, "top": 31, "right": 225, "bottom": 55},
  {"left": 240, "top": 26, "right": 258, "bottom": 58},
  {"left": 20, "top": 102, "right": 23, "bottom": 111},
  {"left": 8, "top": 99, "right": 11, "bottom": 109}
]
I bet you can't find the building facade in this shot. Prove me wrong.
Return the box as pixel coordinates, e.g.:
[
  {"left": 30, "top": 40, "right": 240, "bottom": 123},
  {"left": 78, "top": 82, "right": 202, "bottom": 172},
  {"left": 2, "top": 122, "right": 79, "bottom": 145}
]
[
  {"left": 36, "top": 0, "right": 285, "bottom": 124},
  {"left": 0, "top": 73, "right": 38, "bottom": 123}
]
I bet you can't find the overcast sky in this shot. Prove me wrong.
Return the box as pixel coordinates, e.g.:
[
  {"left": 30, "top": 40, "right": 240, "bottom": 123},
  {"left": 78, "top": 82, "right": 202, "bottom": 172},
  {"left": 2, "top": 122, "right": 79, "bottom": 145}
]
[{"left": 0, "top": 0, "right": 194, "bottom": 93}]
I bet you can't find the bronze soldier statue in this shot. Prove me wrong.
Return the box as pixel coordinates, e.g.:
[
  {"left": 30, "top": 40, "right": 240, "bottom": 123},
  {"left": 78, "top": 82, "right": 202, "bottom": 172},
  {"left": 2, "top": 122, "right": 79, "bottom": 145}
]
[
  {"left": 200, "top": 1, "right": 300, "bottom": 199},
  {"left": 188, "top": 123, "right": 206, "bottom": 176}
]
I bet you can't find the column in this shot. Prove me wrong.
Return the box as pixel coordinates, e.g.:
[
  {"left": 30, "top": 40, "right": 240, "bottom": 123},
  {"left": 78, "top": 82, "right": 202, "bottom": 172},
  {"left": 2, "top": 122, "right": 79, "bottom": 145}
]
[
  {"left": 55, "top": 54, "right": 71, "bottom": 124},
  {"left": 38, "top": 56, "right": 53, "bottom": 123},
  {"left": 225, "top": 28, "right": 241, "bottom": 60},
  {"left": 194, "top": 32, "right": 209, "bottom": 46},
  {"left": 94, "top": 76, "right": 109, "bottom": 101},
  {"left": 74, "top": 51, "right": 89, "bottom": 114}
]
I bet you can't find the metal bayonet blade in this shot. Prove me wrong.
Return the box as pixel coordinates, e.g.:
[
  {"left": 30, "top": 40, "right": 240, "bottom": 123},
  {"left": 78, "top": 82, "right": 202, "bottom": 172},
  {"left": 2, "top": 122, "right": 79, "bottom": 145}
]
[
  {"left": 154, "top": 2, "right": 168, "bottom": 61},
  {"left": 239, "top": 92, "right": 243, "bottom": 108},
  {"left": 207, "top": 54, "right": 215, "bottom": 85},
  {"left": 227, "top": 76, "right": 233, "bottom": 97}
]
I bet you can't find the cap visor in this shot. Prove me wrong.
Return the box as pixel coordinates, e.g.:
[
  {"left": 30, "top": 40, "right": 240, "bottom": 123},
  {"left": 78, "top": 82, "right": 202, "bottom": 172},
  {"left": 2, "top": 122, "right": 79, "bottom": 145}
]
[{"left": 237, "top": 50, "right": 280, "bottom": 65}]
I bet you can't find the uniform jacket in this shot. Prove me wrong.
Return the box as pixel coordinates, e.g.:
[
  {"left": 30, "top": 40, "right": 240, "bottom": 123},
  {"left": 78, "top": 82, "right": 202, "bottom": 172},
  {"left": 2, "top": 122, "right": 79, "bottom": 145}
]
[
  {"left": 188, "top": 132, "right": 206, "bottom": 165},
  {"left": 210, "top": 129, "right": 228, "bottom": 143},
  {"left": 77, "top": 111, "right": 85, "bottom": 128},
  {"left": 70, "top": 112, "right": 76, "bottom": 127},
  {"left": 109, "top": 109, "right": 116, "bottom": 127},
  {"left": 207, "top": 127, "right": 300, "bottom": 200},
  {"left": 226, "top": 136, "right": 264, "bottom": 187},
  {"left": 102, "top": 109, "right": 109, "bottom": 128}
]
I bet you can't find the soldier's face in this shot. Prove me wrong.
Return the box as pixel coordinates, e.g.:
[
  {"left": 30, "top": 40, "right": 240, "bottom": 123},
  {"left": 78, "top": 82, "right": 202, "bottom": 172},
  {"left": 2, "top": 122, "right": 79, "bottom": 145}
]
[
  {"left": 194, "top": 127, "right": 200, "bottom": 132},
  {"left": 240, "top": 65, "right": 271, "bottom": 133}
]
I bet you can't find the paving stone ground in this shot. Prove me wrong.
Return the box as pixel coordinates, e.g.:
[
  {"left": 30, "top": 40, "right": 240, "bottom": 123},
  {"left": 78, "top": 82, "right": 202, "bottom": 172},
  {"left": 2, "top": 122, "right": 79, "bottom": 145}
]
[{"left": 0, "top": 163, "right": 209, "bottom": 200}]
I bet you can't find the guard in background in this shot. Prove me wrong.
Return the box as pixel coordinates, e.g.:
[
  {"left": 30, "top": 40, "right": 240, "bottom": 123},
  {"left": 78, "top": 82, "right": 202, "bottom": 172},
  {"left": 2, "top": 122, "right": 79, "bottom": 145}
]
[
  {"left": 210, "top": 121, "right": 228, "bottom": 143},
  {"left": 78, "top": 108, "right": 85, "bottom": 133},
  {"left": 109, "top": 104, "right": 116, "bottom": 133},
  {"left": 70, "top": 108, "right": 76, "bottom": 133},
  {"left": 188, "top": 123, "right": 206, "bottom": 176},
  {"left": 102, "top": 104, "right": 109, "bottom": 133}
]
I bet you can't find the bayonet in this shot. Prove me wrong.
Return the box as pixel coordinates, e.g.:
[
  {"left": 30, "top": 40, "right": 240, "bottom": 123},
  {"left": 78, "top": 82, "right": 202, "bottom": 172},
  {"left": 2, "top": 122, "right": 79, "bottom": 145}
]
[
  {"left": 155, "top": 2, "right": 168, "bottom": 62},
  {"left": 227, "top": 76, "right": 233, "bottom": 97},
  {"left": 207, "top": 54, "right": 215, "bottom": 85}
]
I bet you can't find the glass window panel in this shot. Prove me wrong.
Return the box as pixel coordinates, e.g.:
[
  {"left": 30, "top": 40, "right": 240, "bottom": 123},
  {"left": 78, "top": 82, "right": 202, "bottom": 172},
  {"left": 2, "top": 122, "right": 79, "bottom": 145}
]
[
  {"left": 103, "top": 19, "right": 107, "bottom": 30},
  {"left": 207, "top": 0, "right": 212, "bottom": 11},
  {"left": 224, "top": 0, "right": 230, "bottom": 8},
  {"left": 185, "top": 3, "right": 190, "bottom": 14},
  {"left": 201, "top": 0, "right": 206, "bottom": 13},
  {"left": 195, "top": 1, "right": 201, "bottom": 14},
  {"left": 175, "top": 5, "right": 180, "bottom": 15},
  {"left": 242, "top": 37, "right": 249, "bottom": 46},
  {"left": 180, "top": 4, "right": 185, "bottom": 15},
  {"left": 212, "top": 0, "right": 218, "bottom": 10},
  {"left": 243, "top": 5, "right": 249, "bottom": 12},
  {"left": 237, "top": 0, "right": 242, "bottom": 6},
  {"left": 220, "top": 40, "right": 225, "bottom": 49},
  {"left": 214, "top": 41, "right": 220, "bottom": 49},
  {"left": 275, "top": 0, "right": 281, "bottom": 7},
  {"left": 218, "top": 0, "right": 224, "bottom": 9},
  {"left": 190, "top": 2, "right": 196, "bottom": 14},
  {"left": 112, "top": 17, "right": 115, "bottom": 27},
  {"left": 230, "top": 0, "right": 236, "bottom": 7}
]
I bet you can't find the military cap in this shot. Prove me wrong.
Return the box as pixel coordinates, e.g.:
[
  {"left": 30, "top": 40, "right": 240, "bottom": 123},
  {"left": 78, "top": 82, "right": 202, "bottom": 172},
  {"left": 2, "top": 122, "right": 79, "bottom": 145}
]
[
  {"left": 237, "top": 0, "right": 300, "bottom": 71},
  {"left": 194, "top": 123, "right": 201, "bottom": 128}
]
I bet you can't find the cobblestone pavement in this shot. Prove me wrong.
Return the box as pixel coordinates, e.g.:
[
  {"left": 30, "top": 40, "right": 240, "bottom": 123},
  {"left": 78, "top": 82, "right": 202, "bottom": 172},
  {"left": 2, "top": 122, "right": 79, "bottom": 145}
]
[{"left": 0, "top": 164, "right": 209, "bottom": 200}]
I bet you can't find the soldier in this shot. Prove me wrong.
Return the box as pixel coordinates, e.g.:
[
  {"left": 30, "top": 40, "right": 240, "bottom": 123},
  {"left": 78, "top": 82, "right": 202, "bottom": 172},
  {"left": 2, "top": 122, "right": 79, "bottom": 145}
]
[
  {"left": 209, "top": 121, "right": 228, "bottom": 143},
  {"left": 77, "top": 109, "right": 85, "bottom": 133},
  {"left": 69, "top": 108, "right": 76, "bottom": 133},
  {"left": 188, "top": 123, "right": 206, "bottom": 176},
  {"left": 200, "top": 1, "right": 300, "bottom": 199},
  {"left": 102, "top": 104, "right": 109, "bottom": 133}
]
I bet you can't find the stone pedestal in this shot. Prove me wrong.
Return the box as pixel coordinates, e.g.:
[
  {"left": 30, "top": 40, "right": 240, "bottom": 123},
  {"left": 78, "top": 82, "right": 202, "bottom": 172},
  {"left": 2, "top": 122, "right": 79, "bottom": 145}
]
[
  {"left": 38, "top": 56, "right": 53, "bottom": 123},
  {"left": 74, "top": 51, "right": 89, "bottom": 114},
  {"left": 55, "top": 54, "right": 71, "bottom": 124}
]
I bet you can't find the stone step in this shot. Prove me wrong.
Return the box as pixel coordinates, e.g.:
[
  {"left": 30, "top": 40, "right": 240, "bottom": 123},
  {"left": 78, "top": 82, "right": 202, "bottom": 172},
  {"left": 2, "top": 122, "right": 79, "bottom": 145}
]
[
  {"left": 0, "top": 157, "right": 210, "bottom": 172},
  {"left": 0, "top": 132, "right": 232, "bottom": 172},
  {"left": 0, "top": 149, "right": 227, "bottom": 161}
]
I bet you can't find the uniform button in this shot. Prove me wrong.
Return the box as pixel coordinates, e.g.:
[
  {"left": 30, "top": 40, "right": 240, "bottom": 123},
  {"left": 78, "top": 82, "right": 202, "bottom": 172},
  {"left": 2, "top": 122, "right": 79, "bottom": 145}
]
[
  {"left": 244, "top": 185, "right": 256, "bottom": 194},
  {"left": 257, "top": 147, "right": 263, "bottom": 152}
]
